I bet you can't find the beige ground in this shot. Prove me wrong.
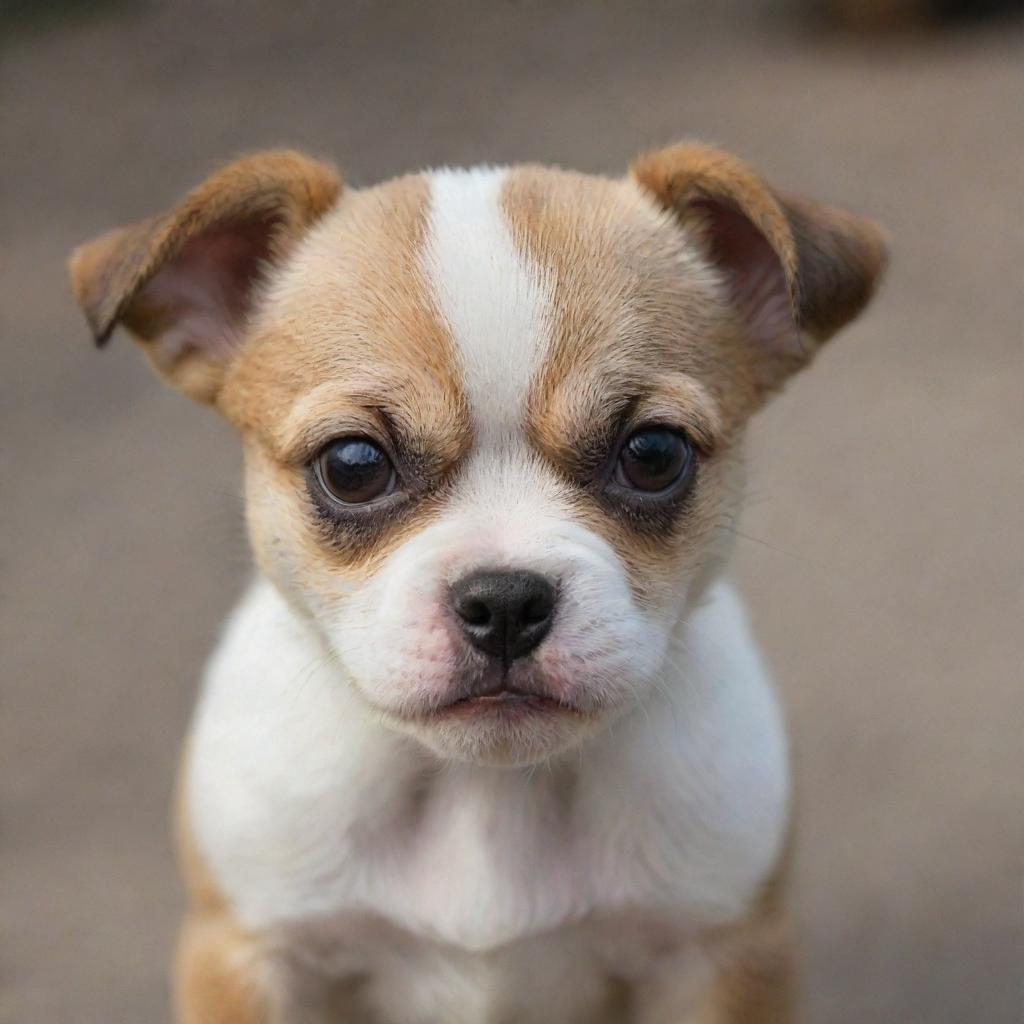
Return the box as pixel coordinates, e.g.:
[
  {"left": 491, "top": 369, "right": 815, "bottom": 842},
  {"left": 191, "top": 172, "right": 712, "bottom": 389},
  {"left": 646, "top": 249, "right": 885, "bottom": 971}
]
[{"left": 2, "top": 3, "right": 1021, "bottom": 1021}]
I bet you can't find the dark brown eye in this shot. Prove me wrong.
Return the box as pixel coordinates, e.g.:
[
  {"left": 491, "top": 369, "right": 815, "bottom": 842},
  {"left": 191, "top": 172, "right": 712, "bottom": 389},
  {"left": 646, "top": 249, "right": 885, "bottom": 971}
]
[
  {"left": 615, "top": 427, "right": 693, "bottom": 494},
  {"left": 314, "top": 438, "right": 395, "bottom": 505}
]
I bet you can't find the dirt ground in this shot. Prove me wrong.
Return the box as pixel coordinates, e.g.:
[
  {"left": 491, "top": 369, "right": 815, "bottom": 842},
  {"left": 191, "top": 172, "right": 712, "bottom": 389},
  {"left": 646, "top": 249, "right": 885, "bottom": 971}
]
[{"left": 2, "top": 2, "right": 1020, "bottom": 1021}]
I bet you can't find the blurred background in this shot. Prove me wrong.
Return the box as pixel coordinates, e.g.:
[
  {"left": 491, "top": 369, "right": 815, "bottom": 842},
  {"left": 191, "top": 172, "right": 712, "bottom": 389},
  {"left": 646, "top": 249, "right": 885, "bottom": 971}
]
[{"left": 2, "top": 1, "right": 1021, "bottom": 1021}]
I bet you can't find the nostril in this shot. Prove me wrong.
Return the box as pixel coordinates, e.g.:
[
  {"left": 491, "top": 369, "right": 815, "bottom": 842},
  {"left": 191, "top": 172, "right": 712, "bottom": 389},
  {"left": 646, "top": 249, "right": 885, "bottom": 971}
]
[
  {"left": 522, "top": 595, "right": 554, "bottom": 625},
  {"left": 457, "top": 597, "right": 491, "bottom": 627}
]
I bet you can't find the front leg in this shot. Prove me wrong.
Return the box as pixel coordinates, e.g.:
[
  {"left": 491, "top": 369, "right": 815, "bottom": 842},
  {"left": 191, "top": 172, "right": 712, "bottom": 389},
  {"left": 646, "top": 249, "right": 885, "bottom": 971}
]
[
  {"left": 175, "top": 912, "right": 375, "bottom": 1023},
  {"left": 175, "top": 912, "right": 273, "bottom": 1024},
  {"left": 175, "top": 775, "right": 280, "bottom": 1024},
  {"left": 698, "top": 917, "right": 796, "bottom": 1024},
  {"left": 629, "top": 915, "right": 795, "bottom": 1024}
]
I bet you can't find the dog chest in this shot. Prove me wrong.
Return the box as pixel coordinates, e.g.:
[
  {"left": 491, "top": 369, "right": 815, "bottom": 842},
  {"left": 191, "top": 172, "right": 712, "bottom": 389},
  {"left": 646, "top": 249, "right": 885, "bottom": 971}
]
[
  {"left": 275, "top": 908, "right": 717, "bottom": 1024},
  {"left": 186, "top": 579, "right": 790, "bottom": 1016}
]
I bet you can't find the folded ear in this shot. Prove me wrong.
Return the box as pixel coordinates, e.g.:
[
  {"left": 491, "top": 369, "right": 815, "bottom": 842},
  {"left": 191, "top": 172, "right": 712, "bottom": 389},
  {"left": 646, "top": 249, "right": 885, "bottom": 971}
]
[
  {"left": 631, "top": 142, "right": 889, "bottom": 390},
  {"left": 69, "top": 150, "right": 341, "bottom": 403}
]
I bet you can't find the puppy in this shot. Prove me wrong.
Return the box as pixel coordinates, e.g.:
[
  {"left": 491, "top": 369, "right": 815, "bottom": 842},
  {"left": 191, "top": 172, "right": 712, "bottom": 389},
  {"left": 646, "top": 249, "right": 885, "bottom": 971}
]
[{"left": 69, "top": 143, "right": 887, "bottom": 1024}]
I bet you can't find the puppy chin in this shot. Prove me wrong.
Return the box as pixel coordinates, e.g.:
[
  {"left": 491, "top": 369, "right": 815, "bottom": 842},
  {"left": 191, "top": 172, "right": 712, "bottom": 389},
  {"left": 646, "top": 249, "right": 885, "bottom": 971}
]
[
  {"left": 385, "top": 707, "right": 604, "bottom": 767},
  {"left": 354, "top": 658, "right": 605, "bottom": 765}
]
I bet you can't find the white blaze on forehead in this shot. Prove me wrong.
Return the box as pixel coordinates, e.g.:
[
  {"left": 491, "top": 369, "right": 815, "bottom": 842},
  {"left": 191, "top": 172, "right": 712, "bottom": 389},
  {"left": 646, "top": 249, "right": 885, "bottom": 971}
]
[{"left": 422, "top": 168, "right": 552, "bottom": 443}]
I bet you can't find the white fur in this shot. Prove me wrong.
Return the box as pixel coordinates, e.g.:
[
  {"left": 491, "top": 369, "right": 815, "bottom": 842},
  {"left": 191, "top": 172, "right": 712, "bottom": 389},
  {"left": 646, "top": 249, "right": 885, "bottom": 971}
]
[
  {"left": 422, "top": 167, "right": 551, "bottom": 443},
  {"left": 188, "top": 577, "right": 789, "bottom": 1023},
  {"left": 185, "top": 169, "right": 791, "bottom": 1021}
]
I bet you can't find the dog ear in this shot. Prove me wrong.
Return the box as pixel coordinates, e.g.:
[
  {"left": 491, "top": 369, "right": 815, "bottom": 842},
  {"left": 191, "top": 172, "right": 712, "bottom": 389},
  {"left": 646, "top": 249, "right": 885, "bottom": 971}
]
[
  {"left": 69, "top": 150, "right": 341, "bottom": 403},
  {"left": 631, "top": 142, "right": 888, "bottom": 390}
]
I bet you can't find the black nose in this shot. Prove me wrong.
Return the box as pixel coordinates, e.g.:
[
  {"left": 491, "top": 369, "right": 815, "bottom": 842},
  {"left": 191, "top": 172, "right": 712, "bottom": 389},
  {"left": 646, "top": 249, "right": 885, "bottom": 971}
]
[{"left": 450, "top": 569, "right": 557, "bottom": 664}]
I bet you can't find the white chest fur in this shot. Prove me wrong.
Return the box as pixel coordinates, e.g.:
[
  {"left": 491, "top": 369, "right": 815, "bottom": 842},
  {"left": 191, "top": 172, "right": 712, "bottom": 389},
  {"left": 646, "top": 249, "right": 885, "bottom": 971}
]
[{"left": 187, "top": 578, "right": 790, "bottom": 1022}]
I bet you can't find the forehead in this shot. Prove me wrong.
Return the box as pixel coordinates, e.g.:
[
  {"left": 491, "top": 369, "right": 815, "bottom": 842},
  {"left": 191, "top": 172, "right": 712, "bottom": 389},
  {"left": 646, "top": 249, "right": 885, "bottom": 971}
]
[{"left": 221, "top": 165, "right": 727, "bottom": 451}]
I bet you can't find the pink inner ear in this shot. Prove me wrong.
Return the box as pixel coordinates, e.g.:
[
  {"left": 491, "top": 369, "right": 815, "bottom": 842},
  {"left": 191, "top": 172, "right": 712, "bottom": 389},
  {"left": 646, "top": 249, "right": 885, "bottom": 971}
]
[
  {"left": 133, "top": 219, "right": 275, "bottom": 366},
  {"left": 691, "top": 199, "right": 802, "bottom": 359}
]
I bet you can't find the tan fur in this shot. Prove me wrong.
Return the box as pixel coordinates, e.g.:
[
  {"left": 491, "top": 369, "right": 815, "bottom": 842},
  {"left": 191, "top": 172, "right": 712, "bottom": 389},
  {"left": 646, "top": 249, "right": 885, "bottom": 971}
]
[
  {"left": 501, "top": 166, "right": 750, "bottom": 606},
  {"left": 68, "top": 146, "right": 888, "bottom": 1024},
  {"left": 217, "top": 174, "right": 473, "bottom": 587},
  {"left": 693, "top": 821, "right": 797, "bottom": 1024},
  {"left": 497, "top": 153, "right": 886, "bottom": 608},
  {"left": 693, "top": 757, "right": 799, "bottom": 1024},
  {"left": 631, "top": 145, "right": 799, "bottom": 303},
  {"left": 779, "top": 191, "right": 890, "bottom": 341},
  {"left": 218, "top": 174, "right": 467, "bottom": 460},
  {"left": 174, "top": 758, "right": 272, "bottom": 1023},
  {"left": 696, "top": 918, "right": 796, "bottom": 1024},
  {"left": 176, "top": 912, "right": 272, "bottom": 1024},
  {"left": 631, "top": 141, "right": 889, "bottom": 347},
  {"left": 502, "top": 165, "right": 757, "bottom": 440},
  {"left": 68, "top": 150, "right": 340, "bottom": 402}
]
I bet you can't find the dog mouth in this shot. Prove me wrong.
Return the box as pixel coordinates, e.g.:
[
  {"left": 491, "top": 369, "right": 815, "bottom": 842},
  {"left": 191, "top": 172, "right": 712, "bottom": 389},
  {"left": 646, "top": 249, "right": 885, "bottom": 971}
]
[
  {"left": 416, "top": 661, "right": 594, "bottom": 721},
  {"left": 437, "top": 686, "right": 584, "bottom": 718}
]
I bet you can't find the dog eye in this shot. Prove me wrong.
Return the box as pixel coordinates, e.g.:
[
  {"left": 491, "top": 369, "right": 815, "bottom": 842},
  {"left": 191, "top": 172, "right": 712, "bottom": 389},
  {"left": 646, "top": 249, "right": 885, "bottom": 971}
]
[
  {"left": 314, "top": 438, "right": 395, "bottom": 505},
  {"left": 614, "top": 427, "right": 693, "bottom": 494}
]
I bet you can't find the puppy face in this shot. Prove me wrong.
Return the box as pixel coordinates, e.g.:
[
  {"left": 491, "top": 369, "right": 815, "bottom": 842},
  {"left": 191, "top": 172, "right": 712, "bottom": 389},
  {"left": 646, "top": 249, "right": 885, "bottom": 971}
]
[{"left": 70, "top": 146, "right": 888, "bottom": 765}]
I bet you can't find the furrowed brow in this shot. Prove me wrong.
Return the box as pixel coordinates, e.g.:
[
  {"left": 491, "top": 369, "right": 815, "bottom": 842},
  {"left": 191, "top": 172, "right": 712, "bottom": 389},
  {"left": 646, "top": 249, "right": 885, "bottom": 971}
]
[
  {"left": 270, "top": 379, "right": 472, "bottom": 472},
  {"left": 528, "top": 370, "right": 722, "bottom": 478}
]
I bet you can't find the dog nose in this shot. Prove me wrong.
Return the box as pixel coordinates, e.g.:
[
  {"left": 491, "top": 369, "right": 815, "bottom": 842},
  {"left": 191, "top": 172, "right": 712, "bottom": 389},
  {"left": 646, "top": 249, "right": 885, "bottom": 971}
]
[{"left": 450, "top": 569, "right": 557, "bottom": 664}]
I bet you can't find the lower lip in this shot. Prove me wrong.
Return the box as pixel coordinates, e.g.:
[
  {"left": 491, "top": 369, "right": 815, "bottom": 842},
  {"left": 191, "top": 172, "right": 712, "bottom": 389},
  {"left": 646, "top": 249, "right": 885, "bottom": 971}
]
[{"left": 440, "top": 691, "right": 574, "bottom": 718}]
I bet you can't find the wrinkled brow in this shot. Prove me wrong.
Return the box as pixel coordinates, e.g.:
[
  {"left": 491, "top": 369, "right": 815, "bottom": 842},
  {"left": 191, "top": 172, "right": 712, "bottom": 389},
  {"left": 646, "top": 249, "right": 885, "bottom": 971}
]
[
  {"left": 265, "top": 376, "right": 473, "bottom": 473},
  {"left": 528, "top": 369, "right": 722, "bottom": 479}
]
